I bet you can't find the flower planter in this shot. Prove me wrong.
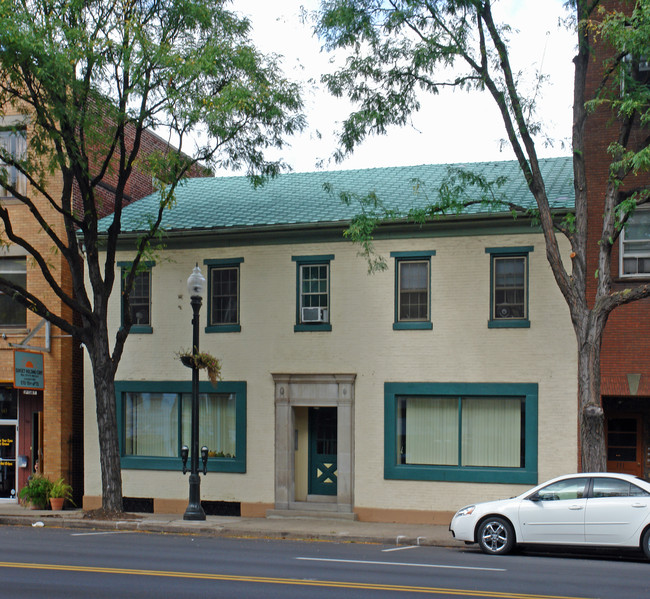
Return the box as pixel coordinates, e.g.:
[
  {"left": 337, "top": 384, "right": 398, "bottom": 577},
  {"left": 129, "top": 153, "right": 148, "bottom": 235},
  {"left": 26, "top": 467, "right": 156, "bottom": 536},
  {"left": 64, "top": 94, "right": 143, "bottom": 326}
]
[{"left": 50, "top": 497, "right": 65, "bottom": 511}]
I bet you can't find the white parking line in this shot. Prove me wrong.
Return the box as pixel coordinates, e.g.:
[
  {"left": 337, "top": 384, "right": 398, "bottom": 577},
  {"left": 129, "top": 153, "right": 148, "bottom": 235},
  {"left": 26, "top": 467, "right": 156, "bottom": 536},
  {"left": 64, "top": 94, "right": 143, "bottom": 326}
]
[
  {"left": 70, "top": 530, "right": 133, "bottom": 537},
  {"left": 296, "top": 557, "right": 506, "bottom": 572},
  {"left": 382, "top": 545, "right": 419, "bottom": 552}
]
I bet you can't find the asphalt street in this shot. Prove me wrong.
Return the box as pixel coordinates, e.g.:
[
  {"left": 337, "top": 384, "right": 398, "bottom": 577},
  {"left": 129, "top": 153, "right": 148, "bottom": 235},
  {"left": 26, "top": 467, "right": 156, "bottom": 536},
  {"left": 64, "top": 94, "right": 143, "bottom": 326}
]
[{"left": 1, "top": 523, "right": 649, "bottom": 598}]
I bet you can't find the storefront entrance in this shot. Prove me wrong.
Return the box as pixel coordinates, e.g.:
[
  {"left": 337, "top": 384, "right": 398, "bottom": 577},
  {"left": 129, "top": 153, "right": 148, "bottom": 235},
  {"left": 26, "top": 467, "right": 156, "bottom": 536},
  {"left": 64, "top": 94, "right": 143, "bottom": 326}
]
[{"left": 0, "top": 388, "right": 18, "bottom": 500}]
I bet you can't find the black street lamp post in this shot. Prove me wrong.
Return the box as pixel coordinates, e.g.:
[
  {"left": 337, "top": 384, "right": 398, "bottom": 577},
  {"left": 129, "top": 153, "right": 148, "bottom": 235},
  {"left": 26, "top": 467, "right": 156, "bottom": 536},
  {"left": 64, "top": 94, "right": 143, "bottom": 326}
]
[{"left": 182, "top": 264, "right": 207, "bottom": 521}]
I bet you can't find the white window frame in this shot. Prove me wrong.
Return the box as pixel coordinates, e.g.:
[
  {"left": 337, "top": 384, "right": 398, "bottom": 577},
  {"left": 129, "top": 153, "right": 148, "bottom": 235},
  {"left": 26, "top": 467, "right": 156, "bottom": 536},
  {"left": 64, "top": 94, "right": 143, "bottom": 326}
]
[
  {"left": 620, "top": 208, "right": 650, "bottom": 279},
  {"left": 0, "top": 256, "right": 27, "bottom": 328},
  {"left": 0, "top": 129, "right": 27, "bottom": 198}
]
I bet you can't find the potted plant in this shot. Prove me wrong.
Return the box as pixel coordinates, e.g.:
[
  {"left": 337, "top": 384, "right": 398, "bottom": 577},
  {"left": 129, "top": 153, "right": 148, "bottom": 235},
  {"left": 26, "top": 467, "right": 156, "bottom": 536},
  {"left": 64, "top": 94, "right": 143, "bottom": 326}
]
[
  {"left": 18, "top": 475, "right": 53, "bottom": 510},
  {"left": 177, "top": 347, "right": 222, "bottom": 385},
  {"left": 49, "top": 478, "right": 74, "bottom": 510}
]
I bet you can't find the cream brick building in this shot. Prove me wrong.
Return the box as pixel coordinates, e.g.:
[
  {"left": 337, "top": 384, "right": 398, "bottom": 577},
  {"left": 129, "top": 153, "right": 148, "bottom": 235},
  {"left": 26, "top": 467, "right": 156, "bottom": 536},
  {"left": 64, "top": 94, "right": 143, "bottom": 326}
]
[{"left": 83, "top": 157, "right": 578, "bottom": 523}]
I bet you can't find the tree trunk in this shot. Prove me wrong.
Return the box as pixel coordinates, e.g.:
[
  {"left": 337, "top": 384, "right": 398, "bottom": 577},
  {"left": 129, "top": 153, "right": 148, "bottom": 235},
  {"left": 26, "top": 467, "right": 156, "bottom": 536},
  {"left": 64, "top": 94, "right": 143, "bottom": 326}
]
[
  {"left": 577, "top": 316, "right": 607, "bottom": 473},
  {"left": 87, "top": 328, "right": 123, "bottom": 513}
]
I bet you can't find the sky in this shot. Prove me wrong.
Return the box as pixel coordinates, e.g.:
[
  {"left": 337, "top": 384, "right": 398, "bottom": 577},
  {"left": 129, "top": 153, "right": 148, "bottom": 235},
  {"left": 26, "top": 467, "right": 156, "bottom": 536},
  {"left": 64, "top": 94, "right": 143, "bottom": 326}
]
[{"left": 229, "top": 0, "right": 576, "bottom": 175}]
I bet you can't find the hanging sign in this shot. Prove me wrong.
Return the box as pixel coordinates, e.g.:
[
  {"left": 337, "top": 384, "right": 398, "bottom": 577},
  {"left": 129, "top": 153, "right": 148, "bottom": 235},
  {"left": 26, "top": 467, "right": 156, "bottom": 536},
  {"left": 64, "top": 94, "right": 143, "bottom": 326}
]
[{"left": 14, "top": 350, "right": 44, "bottom": 390}]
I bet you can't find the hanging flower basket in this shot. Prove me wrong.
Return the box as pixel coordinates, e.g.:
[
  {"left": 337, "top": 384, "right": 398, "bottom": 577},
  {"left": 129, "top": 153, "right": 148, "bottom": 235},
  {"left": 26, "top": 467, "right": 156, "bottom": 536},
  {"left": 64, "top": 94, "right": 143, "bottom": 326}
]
[
  {"left": 176, "top": 348, "right": 222, "bottom": 386},
  {"left": 179, "top": 354, "right": 194, "bottom": 368}
]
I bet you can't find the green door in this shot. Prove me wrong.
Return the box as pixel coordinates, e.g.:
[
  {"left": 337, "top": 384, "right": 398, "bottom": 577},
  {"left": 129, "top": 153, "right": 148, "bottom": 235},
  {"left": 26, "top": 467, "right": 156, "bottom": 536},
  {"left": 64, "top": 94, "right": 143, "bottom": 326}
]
[{"left": 308, "top": 407, "right": 337, "bottom": 496}]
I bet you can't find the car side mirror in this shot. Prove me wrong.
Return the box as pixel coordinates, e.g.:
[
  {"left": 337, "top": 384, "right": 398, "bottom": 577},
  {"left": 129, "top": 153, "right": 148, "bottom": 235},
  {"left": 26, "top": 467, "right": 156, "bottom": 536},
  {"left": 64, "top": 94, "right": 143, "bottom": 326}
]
[{"left": 528, "top": 492, "right": 540, "bottom": 502}]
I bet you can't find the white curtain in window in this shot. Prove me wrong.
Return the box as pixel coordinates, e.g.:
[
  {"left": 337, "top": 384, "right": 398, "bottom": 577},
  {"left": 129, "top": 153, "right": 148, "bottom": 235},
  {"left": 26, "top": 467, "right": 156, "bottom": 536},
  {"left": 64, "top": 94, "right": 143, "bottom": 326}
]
[
  {"left": 405, "top": 397, "right": 458, "bottom": 465},
  {"left": 183, "top": 393, "right": 236, "bottom": 456},
  {"left": 125, "top": 393, "right": 179, "bottom": 457},
  {"left": 461, "top": 398, "right": 521, "bottom": 467},
  {"left": 400, "top": 261, "right": 427, "bottom": 290}
]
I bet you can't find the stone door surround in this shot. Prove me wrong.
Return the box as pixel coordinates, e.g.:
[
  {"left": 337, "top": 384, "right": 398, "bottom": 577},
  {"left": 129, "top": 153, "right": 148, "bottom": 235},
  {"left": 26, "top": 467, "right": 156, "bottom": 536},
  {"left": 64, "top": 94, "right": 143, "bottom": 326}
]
[{"left": 272, "top": 373, "right": 355, "bottom": 513}]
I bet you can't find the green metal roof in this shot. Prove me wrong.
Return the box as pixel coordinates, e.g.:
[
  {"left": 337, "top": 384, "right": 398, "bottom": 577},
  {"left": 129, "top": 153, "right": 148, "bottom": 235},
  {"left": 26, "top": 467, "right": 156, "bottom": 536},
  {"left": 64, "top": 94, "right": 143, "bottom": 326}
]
[{"left": 108, "top": 157, "right": 574, "bottom": 234}]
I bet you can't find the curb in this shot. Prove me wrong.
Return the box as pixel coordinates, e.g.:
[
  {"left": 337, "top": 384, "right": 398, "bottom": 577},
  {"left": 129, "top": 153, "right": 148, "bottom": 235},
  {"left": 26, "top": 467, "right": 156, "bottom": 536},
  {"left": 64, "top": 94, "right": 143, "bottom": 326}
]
[{"left": 0, "top": 514, "right": 461, "bottom": 548}]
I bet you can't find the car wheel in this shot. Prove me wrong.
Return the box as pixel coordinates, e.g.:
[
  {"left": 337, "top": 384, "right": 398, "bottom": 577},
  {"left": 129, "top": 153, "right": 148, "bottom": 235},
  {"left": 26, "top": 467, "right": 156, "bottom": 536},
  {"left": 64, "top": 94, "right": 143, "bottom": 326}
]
[
  {"left": 642, "top": 528, "right": 650, "bottom": 560},
  {"left": 477, "top": 517, "right": 515, "bottom": 555}
]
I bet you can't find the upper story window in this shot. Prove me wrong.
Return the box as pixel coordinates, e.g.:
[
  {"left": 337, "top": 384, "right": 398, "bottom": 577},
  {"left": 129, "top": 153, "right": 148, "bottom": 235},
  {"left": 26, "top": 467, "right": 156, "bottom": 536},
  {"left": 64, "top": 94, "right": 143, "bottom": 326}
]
[
  {"left": 391, "top": 251, "right": 435, "bottom": 330},
  {"left": 0, "top": 130, "right": 27, "bottom": 198},
  {"left": 621, "top": 54, "right": 650, "bottom": 93},
  {"left": 621, "top": 209, "right": 650, "bottom": 278},
  {"left": 293, "top": 255, "right": 333, "bottom": 332},
  {"left": 0, "top": 257, "right": 26, "bottom": 328},
  {"left": 118, "top": 261, "right": 154, "bottom": 334},
  {"left": 205, "top": 258, "right": 243, "bottom": 333},
  {"left": 486, "top": 246, "right": 533, "bottom": 328}
]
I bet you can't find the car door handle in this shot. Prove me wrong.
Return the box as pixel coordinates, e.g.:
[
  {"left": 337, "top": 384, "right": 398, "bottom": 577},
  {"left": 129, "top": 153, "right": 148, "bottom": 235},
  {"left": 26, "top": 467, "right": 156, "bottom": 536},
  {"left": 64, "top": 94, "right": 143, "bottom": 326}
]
[
  {"left": 632, "top": 503, "right": 647, "bottom": 508},
  {"left": 568, "top": 505, "right": 584, "bottom": 510}
]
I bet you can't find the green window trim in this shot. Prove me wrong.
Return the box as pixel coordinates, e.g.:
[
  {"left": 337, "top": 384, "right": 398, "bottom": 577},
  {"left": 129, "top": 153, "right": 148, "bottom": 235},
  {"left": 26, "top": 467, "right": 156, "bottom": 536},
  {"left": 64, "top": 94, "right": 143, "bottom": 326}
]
[
  {"left": 204, "top": 258, "right": 244, "bottom": 333},
  {"left": 115, "top": 380, "right": 247, "bottom": 473},
  {"left": 384, "top": 382, "right": 538, "bottom": 484},
  {"left": 485, "top": 247, "right": 533, "bottom": 329},
  {"left": 292, "top": 255, "right": 334, "bottom": 332},
  {"left": 118, "top": 261, "right": 155, "bottom": 334},
  {"left": 390, "top": 251, "right": 435, "bottom": 330}
]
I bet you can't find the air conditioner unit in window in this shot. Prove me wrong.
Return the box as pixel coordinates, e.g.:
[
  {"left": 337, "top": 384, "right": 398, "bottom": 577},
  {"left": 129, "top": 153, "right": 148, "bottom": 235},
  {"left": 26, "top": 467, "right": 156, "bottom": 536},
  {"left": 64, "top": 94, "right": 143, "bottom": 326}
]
[{"left": 302, "top": 307, "right": 328, "bottom": 323}]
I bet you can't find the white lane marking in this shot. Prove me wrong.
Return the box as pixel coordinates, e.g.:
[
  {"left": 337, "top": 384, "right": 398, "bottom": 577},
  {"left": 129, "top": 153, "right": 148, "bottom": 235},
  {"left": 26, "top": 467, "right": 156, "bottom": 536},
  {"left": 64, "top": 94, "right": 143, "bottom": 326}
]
[
  {"left": 70, "top": 530, "right": 133, "bottom": 537},
  {"left": 382, "top": 545, "right": 419, "bottom": 552},
  {"left": 296, "top": 557, "right": 505, "bottom": 572}
]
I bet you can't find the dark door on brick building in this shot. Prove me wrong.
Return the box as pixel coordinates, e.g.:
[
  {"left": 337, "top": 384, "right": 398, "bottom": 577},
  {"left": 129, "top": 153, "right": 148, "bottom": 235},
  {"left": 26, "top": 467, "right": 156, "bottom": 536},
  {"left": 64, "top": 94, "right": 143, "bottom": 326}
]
[{"left": 606, "top": 414, "right": 643, "bottom": 477}]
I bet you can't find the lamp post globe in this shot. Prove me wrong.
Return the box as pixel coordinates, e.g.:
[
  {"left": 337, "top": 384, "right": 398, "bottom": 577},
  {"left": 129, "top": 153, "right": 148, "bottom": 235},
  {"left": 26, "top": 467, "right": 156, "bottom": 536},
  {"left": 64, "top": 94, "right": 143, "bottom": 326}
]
[
  {"left": 187, "top": 264, "right": 206, "bottom": 297},
  {"left": 183, "top": 263, "right": 207, "bottom": 521}
]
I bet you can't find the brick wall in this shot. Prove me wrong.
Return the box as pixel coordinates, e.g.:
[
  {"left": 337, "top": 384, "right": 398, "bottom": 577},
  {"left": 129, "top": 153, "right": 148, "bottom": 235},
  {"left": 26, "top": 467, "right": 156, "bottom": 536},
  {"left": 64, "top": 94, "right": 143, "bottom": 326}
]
[
  {"left": 1, "top": 103, "right": 206, "bottom": 500},
  {"left": 584, "top": 0, "right": 650, "bottom": 395}
]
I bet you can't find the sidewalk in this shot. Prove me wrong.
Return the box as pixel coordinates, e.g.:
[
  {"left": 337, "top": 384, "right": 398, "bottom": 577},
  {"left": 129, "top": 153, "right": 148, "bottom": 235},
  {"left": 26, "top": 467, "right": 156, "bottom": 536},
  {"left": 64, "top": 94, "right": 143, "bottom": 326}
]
[{"left": 0, "top": 502, "right": 462, "bottom": 547}]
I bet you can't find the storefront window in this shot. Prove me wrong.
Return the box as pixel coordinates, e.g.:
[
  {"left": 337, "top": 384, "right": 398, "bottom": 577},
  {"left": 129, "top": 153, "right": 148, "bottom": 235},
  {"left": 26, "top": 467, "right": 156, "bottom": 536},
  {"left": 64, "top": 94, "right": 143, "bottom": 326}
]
[{"left": 0, "top": 387, "right": 17, "bottom": 419}]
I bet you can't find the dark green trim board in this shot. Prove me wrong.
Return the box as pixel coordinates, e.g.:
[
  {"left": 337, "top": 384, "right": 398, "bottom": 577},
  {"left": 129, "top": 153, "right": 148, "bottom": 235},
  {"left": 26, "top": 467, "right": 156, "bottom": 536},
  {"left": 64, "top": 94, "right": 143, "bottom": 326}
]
[
  {"left": 384, "top": 382, "right": 538, "bottom": 484},
  {"left": 117, "top": 260, "right": 157, "bottom": 268},
  {"left": 485, "top": 246, "right": 533, "bottom": 329},
  {"left": 204, "top": 258, "right": 243, "bottom": 333},
  {"left": 292, "top": 254, "right": 335, "bottom": 263},
  {"left": 115, "top": 380, "right": 247, "bottom": 473},
  {"left": 484, "top": 246, "right": 534, "bottom": 255},
  {"left": 390, "top": 250, "right": 437, "bottom": 258},
  {"left": 393, "top": 321, "right": 433, "bottom": 330},
  {"left": 204, "top": 257, "right": 245, "bottom": 266}
]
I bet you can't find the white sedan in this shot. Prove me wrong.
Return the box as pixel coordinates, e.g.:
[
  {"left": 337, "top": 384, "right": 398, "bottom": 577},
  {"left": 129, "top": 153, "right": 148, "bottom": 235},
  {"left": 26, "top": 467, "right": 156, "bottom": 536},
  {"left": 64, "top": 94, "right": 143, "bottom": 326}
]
[{"left": 449, "top": 472, "right": 650, "bottom": 557}]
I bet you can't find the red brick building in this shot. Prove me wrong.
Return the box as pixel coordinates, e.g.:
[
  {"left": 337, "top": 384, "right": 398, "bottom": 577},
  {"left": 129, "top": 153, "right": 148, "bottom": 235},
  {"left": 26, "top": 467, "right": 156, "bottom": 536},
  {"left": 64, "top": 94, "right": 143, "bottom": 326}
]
[
  {"left": 0, "top": 107, "right": 206, "bottom": 505},
  {"left": 584, "top": 1, "right": 650, "bottom": 478}
]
